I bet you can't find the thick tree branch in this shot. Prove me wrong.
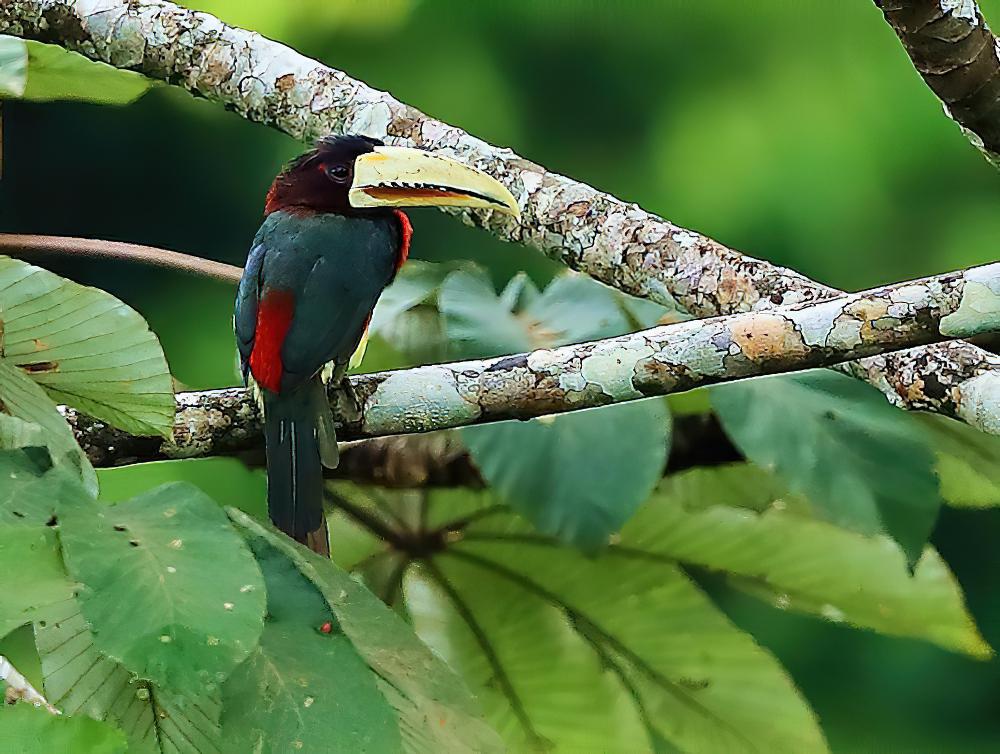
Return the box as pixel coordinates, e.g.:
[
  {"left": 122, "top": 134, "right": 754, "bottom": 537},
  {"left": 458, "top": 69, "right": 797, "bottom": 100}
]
[
  {"left": 2, "top": 2, "right": 999, "bottom": 433},
  {"left": 875, "top": 0, "right": 1000, "bottom": 165},
  {"left": 66, "top": 261, "right": 1000, "bottom": 468}
]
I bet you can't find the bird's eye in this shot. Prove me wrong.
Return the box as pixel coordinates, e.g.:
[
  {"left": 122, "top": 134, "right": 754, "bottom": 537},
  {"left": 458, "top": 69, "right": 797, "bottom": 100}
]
[{"left": 325, "top": 164, "right": 351, "bottom": 183}]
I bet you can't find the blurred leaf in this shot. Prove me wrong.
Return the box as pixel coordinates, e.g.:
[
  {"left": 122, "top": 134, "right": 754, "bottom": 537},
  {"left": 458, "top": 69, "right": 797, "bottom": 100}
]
[
  {"left": 0, "top": 526, "right": 72, "bottom": 640},
  {"left": 57, "top": 484, "right": 265, "bottom": 699},
  {"left": 334, "top": 487, "right": 827, "bottom": 754},
  {"left": 0, "top": 701, "right": 126, "bottom": 754},
  {"left": 712, "top": 371, "right": 942, "bottom": 565},
  {"left": 439, "top": 267, "right": 630, "bottom": 357},
  {"left": 0, "top": 361, "right": 96, "bottom": 495},
  {"left": 0, "top": 257, "right": 174, "bottom": 438},
  {"left": 220, "top": 534, "right": 402, "bottom": 754},
  {"left": 463, "top": 400, "right": 670, "bottom": 549},
  {"left": 0, "top": 35, "right": 27, "bottom": 97},
  {"left": 370, "top": 260, "right": 462, "bottom": 335},
  {"left": 621, "top": 465, "right": 991, "bottom": 659},
  {"left": 35, "top": 598, "right": 222, "bottom": 753},
  {"left": 20, "top": 41, "right": 150, "bottom": 103},
  {"left": 228, "top": 508, "right": 503, "bottom": 753},
  {"left": 0, "top": 446, "right": 91, "bottom": 526},
  {"left": 919, "top": 414, "right": 1000, "bottom": 509}
]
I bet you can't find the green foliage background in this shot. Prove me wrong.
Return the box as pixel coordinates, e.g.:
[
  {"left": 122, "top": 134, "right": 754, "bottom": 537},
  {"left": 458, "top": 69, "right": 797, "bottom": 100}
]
[{"left": 3, "top": 1, "right": 1000, "bottom": 751}]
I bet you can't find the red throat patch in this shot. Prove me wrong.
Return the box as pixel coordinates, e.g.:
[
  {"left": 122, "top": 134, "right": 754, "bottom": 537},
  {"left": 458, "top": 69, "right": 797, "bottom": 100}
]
[
  {"left": 393, "top": 210, "right": 412, "bottom": 272},
  {"left": 250, "top": 289, "right": 295, "bottom": 393}
]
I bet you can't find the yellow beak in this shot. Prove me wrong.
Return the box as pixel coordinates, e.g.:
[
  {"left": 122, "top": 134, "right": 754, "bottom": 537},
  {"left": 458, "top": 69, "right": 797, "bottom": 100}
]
[{"left": 349, "top": 146, "right": 520, "bottom": 217}]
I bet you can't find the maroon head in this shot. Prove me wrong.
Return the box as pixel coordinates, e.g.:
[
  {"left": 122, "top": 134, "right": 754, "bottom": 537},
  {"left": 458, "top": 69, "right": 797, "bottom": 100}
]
[{"left": 263, "top": 134, "right": 520, "bottom": 218}]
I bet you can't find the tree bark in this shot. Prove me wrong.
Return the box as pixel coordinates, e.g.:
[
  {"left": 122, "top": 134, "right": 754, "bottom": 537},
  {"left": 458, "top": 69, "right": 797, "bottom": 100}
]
[
  {"left": 2, "top": 1, "right": 999, "bottom": 432},
  {"left": 64, "top": 261, "right": 1000, "bottom": 468}
]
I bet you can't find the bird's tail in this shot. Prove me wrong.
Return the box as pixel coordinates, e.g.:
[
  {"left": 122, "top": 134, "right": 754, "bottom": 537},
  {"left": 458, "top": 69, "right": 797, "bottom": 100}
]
[{"left": 263, "top": 377, "right": 338, "bottom": 541}]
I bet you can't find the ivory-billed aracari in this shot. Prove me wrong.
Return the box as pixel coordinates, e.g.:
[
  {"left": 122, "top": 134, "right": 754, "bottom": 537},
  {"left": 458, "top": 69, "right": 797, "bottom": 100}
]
[{"left": 235, "top": 135, "right": 518, "bottom": 541}]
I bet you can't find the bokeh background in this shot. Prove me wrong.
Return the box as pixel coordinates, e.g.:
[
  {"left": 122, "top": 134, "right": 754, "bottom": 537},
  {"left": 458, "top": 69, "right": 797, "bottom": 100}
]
[{"left": 2, "top": 1, "right": 1000, "bottom": 751}]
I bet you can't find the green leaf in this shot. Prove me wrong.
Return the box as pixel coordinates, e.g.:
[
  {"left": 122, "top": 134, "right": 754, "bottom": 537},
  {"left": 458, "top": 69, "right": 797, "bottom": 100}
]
[
  {"left": 35, "top": 598, "right": 222, "bottom": 753},
  {"left": 441, "top": 267, "right": 671, "bottom": 548},
  {"left": 0, "top": 361, "right": 97, "bottom": 495},
  {"left": 228, "top": 508, "right": 503, "bottom": 754},
  {"left": 0, "top": 446, "right": 90, "bottom": 526},
  {"left": 220, "top": 533, "right": 402, "bottom": 754},
  {"left": 0, "top": 256, "right": 175, "bottom": 437},
  {"left": 0, "top": 701, "right": 127, "bottom": 754},
  {"left": 57, "top": 484, "right": 266, "bottom": 699},
  {"left": 22, "top": 40, "right": 150, "bottom": 103},
  {"left": 0, "top": 525, "right": 73, "bottom": 640},
  {"left": 0, "top": 35, "right": 27, "bottom": 97},
  {"left": 369, "top": 260, "right": 464, "bottom": 335},
  {"left": 463, "top": 400, "right": 671, "bottom": 549},
  {"left": 918, "top": 414, "right": 1000, "bottom": 509},
  {"left": 712, "top": 371, "right": 942, "bottom": 564},
  {"left": 333, "top": 487, "right": 827, "bottom": 754},
  {"left": 621, "top": 465, "right": 991, "bottom": 659}
]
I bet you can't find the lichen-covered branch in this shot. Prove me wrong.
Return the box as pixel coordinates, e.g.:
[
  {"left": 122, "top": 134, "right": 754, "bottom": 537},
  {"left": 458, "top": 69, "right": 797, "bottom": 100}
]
[
  {"left": 68, "top": 262, "right": 1000, "bottom": 467},
  {"left": 2, "top": 2, "right": 999, "bottom": 433},
  {"left": 875, "top": 0, "right": 1000, "bottom": 166}
]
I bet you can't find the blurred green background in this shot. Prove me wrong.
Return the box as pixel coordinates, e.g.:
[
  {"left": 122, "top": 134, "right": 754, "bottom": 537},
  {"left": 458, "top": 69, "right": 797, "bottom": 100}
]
[{"left": 2, "top": 1, "right": 1000, "bottom": 750}]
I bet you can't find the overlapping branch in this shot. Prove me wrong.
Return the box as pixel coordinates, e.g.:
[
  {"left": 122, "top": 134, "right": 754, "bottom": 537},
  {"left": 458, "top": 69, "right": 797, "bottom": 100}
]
[
  {"left": 875, "top": 0, "right": 1000, "bottom": 166},
  {"left": 64, "top": 261, "right": 1000, "bottom": 468},
  {"left": 3, "top": 0, "right": 1000, "bottom": 433}
]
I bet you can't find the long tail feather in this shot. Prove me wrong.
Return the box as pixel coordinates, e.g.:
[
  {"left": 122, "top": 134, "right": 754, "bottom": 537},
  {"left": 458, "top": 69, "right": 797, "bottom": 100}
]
[{"left": 263, "top": 378, "right": 335, "bottom": 540}]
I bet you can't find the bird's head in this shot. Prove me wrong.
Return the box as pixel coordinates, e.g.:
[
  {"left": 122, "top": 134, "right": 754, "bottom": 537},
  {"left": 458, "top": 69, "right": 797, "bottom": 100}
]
[{"left": 264, "top": 134, "right": 520, "bottom": 218}]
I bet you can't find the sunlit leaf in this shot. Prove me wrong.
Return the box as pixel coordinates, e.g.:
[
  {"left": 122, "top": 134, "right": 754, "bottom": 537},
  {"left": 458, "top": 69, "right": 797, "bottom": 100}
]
[
  {"left": 35, "top": 598, "right": 222, "bottom": 753},
  {"left": 0, "top": 701, "right": 126, "bottom": 754},
  {"left": 712, "top": 371, "right": 941, "bottom": 565},
  {"left": 333, "top": 487, "right": 828, "bottom": 754},
  {"left": 22, "top": 41, "right": 150, "bottom": 103},
  {"left": 0, "top": 257, "right": 174, "bottom": 438},
  {"left": 57, "top": 484, "right": 266, "bottom": 699},
  {"left": 621, "top": 465, "right": 991, "bottom": 659},
  {"left": 919, "top": 414, "right": 1000, "bottom": 509}
]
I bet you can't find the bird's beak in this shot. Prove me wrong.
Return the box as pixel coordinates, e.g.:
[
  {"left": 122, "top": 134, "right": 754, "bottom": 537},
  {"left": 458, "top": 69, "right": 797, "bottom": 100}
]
[{"left": 349, "top": 146, "right": 520, "bottom": 217}]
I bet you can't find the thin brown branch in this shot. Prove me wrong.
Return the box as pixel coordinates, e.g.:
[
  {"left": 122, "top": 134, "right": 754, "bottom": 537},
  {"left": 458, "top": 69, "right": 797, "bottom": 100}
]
[{"left": 0, "top": 234, "right": 242, "bottom": 285}]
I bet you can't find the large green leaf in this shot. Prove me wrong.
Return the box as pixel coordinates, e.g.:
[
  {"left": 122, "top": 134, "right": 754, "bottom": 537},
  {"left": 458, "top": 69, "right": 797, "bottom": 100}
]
[
  {"left": 712, "top": 371, "right": 942, "bottom": 564},
  {"left": 0, "top": 701, "right": 127, "bottom": 754},
  {"left": 220, "top": 533, "right": 402, "bottom": 754},
  {"left": 0, "top": 35, "right": 27, "bottom": 97},
  {"left": 620, "top": 465, "right": 991, "bottom": 659},
  {"left": 35, "top": 598, "right": 222, "bottom": 753},
  {"left": 0, "top": 525, "right": 73, "bottom": 640},
  {"left": 57, "top": 484, "right": 266, "bottom": 699},
  {"left": 0, "top": 37, "right": 151, "bottom": 103},
  {"left": 919, "top": 414, "right": 1000, "bottom": 509},
  {"left": 0, "top": 256, "right": 174, "bottom": 437},
  {"left": 332, "top": 487, "right": 827, "bottom": 754},
  {"left": 463, "top": 400, "right": 671, "bottom": 549},
  {"left": 0, "top": 362, "right": 97, "bottom": 495},
  {"left": 228, "top": 509, "right": 503, "bottom": 754},
  {"left": 440, "top": 267, "right": 671, "bottom": 548}
]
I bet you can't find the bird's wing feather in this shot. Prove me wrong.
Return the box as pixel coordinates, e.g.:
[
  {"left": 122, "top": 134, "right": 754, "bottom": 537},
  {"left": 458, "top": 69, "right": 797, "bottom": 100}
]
[{"left": 234, "top": 241, "right": 266, "bottom": 385}]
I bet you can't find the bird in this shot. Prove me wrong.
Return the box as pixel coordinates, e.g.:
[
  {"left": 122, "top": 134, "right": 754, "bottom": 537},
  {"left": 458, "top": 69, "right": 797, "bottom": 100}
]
[{"left": 235, "top": 134, "right": 519, "bottom": 543}]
